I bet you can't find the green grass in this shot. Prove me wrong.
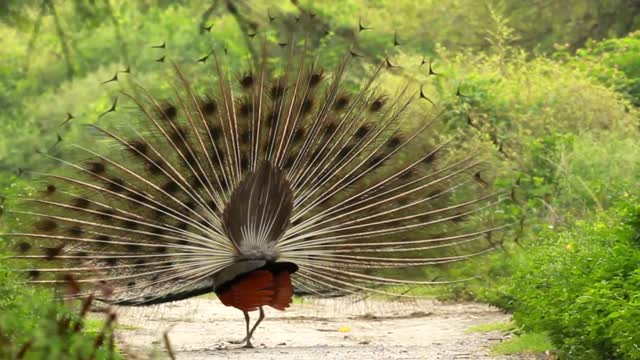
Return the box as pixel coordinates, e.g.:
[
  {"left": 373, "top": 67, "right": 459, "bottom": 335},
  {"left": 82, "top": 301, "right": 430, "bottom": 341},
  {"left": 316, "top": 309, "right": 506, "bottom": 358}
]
[
  {"left": 291, "top": 296, "right": 307, "bottom": 304},
  {"left": 116, "top": 323, "right": 143, "bottom": 331},
  {"left": 491, "top": 332, "right": 553, "bottom": 355},
  {"left": 85, "top": 318, "right": 143, "bottom": 335},
  {"left": 465, "top": 321, "right": 515, "bottom": 334},
  {"left": 465, "top": 322, "right": 553, "bottom": 356},
  {"left": 198, "top": 293, "right": 217, "bottom": 299},
  {"left": 365, "top": 284, "right": 453, "bottom": 300}
]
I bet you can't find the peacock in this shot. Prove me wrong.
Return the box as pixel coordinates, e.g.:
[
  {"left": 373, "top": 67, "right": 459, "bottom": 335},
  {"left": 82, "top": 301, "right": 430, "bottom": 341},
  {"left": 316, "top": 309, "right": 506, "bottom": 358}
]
[{"left": 2, "top": 7, "right": 505, "bottom": 349}]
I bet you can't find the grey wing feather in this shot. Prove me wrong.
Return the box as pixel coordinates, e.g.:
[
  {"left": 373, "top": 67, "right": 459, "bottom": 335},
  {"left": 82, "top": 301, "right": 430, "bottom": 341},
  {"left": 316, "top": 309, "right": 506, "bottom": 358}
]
[{"left": 222, "top": 161, "right": 293, "bottom": 261}]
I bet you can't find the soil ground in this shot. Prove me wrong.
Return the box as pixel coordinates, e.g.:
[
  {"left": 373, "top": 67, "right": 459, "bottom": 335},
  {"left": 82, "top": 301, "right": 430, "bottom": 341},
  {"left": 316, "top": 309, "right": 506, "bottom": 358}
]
[{"left": 114, "top": 296, "right": 545, "bottom": 360}]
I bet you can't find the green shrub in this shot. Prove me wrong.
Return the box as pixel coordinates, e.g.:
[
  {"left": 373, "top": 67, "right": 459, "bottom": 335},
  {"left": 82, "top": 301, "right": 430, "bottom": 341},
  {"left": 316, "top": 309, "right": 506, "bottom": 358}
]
[
  {"left": 491, "top": 332, "right": 553, "bottom": 356},
  {"left": 0, "top": 181, "right": 120, "bottom": 360},
  {"left": 0, "top": 267, "right": 120, "bottom": 360},
  {"left": 508, "top": 198, "right": 640, "bottom": 359},
  {"left": 565, "top": 31, "right": 640, "bottom": 106},
  {"left": 435, "top": 40, "right": 639, "bottom": 227},
  {"left": 410, "top": 37, "right": 640, "bottom": 304},
  {"left": 0, "top": 258, "right": 121, "bottom": 359}
]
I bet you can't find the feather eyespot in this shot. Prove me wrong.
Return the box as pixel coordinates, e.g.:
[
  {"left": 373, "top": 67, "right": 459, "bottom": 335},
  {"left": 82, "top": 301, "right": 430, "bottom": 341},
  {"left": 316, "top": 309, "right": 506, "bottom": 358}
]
[
  {"left": 160, "top": 103, "right": 177, "bottom": 120},
  {"left": 17, "top": 242, "right": 31, "bottom": 252},
  {"left": 370, "top": 96, "right": 386, "bottom": 112},
  {"left": 240, "top": 73, "right": 254, "bottom": 88},
  {"left": 201, "top": 98, "right": 218, "bottom": 115},
  {"left": 355, "top": 124, "right": 372, "bottom": 138},
  {"left": 70, "top": 197, "right": 90, "bottom": 208},
  {"left": 35, "top": 219, "right": 57, "bottom": 232},
  {"left": 334, "top": 95, "right": 350, "bottom": 110},
  {"left": 86, "top": 161, "right": 106, "bottom": 175},
  {"left": 309, "top": 71, "right": 324, "bottom": 87}
]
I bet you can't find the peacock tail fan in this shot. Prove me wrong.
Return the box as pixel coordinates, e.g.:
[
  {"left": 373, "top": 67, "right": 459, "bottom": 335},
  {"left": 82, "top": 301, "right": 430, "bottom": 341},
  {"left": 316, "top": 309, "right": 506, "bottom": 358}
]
[{"left": 2, "top": 6, "right": 508, "bottom": 307}]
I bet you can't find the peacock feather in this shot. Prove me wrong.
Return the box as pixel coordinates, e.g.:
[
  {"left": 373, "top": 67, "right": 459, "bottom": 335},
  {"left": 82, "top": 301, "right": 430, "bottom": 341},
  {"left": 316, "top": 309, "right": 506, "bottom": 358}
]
[{"left": 2, "top": 5, "right": 507, "bottom": 348}]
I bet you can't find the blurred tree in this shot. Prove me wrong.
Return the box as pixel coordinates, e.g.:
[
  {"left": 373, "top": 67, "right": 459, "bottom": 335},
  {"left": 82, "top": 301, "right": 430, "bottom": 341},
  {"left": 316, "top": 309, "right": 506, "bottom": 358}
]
[
  {"left": 0, "top": 0, "right": 638, "bottom": 183},
  {"left": 504, "top": 0, "right": 640, "bottom": 52}
]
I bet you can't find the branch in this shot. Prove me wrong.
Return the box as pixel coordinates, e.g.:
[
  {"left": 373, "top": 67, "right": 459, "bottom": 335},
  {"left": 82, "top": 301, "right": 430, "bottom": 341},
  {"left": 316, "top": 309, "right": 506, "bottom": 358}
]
[
  {"left": 225, "top": 1, "right": 258, "bottom": 65},
  {"left": 25, "top": 0, "right": 47, "bottom": 72},
  {"left": 199, "top": 0, "right": 219, "bottom": 34},
  {"left": 103, "top": 0, "right": 129, "bottom": 63},
  {"left": 46, "top": 0, "right": 74, "bottom": 79}
]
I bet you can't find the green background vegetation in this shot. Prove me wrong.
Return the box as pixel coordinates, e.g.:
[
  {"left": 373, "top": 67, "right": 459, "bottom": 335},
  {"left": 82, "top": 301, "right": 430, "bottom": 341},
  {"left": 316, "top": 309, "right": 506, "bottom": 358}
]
[{"left": 0, "top": 0, "right": 639, "bottom": 359}]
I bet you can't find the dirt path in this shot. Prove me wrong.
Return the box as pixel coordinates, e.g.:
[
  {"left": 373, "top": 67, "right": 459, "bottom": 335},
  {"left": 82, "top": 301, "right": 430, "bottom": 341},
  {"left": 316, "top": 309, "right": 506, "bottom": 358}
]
[{"left": 114, "top": 296, "right": 532, "bottom": 360}]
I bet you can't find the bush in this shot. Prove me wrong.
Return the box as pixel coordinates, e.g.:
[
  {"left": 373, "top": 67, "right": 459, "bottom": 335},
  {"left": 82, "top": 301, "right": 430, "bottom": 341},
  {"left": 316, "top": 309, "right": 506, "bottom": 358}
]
[
  {"left": 507, "top": 198, "right": 640, "bottom": 359},
  {"left": 412, "top": 36, "right": 640, "bottom": 305},
  {"left": 566, "top": 31, "right": 640, "bottom": 106},
  {"left": 435, "top": 39, "right": 639, "bottom": 228},
  {"left": 0, "top": 181, "right": 120, "bottom": 360},
  {"left": 0, "top": 265, "right": 122, "bottom": 359}
]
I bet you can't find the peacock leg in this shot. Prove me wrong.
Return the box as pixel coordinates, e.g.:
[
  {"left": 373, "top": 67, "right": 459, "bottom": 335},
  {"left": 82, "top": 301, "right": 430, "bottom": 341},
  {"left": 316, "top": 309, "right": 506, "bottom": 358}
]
[
  {"left": 229, "top": 311, "right": 251, "bottom": 345},
  {"left": 243, "top": 306, "right": 265, "bottom": 348}
]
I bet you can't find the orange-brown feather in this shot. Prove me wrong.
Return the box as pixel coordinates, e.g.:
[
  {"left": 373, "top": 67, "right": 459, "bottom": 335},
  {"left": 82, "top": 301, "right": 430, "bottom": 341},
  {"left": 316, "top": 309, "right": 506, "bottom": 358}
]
[
  {"left": 270, "top": 271, "right": 293, "bottom": 310},
  {"left": 216, "top": 269, "right": 294, "bottom": 312}
]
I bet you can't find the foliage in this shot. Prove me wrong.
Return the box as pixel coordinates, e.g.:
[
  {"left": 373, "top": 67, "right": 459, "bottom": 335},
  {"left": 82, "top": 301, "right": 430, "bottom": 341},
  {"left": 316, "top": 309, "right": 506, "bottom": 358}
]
[
  {"left": 570, "top": 30, "right": 640, "bottom": 106},
  {"left": 0, "top": 254, "right": 121, "bottom": 359},
  {"left": 415, "top": 27, "right": 640, "bottom": 306},
  {"left": 491, "top": 332, "right": 553, "bottom": 356},
  {"left": 0, "top": 180, "right": 121, "bottom": 359},
  {"left": 1, "top": 0, "right": 639, "bottom": 182},
  {"left": 507, "top": 198, "right": 640, "bottom": 359},
  {"left": 436, "top": 32, "right": 638, "bottom": 224},
  {"left": 309, "top": 0, "right": 640, "bottom": 53},
  {"left": 465, "top": 321, "right": 515, "bottom": 334}
]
